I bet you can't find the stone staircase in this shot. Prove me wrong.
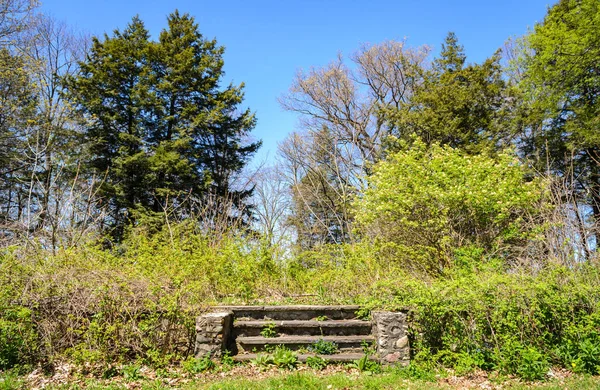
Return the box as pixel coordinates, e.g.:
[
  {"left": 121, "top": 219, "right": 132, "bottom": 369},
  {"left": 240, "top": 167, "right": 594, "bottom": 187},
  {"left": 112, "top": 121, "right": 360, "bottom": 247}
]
[{"left": 195, "top": 305, "right": 409, "bottom": 365}]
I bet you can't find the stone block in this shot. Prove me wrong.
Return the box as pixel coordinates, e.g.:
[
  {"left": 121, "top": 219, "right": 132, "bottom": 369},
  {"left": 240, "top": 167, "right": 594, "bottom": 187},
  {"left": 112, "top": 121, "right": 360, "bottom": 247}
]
[
  {"left": 195, "top": 310, "right": 233, "bottom": 358},
  {"left": 372, "top": 311, "right": 410, "bottom": 365}
]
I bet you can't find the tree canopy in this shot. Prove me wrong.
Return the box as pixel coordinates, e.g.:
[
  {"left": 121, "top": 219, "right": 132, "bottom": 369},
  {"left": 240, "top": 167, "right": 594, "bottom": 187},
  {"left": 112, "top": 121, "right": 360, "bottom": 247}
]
[{"left": 67, "top": 12, "right": 260, "bottom": 237}]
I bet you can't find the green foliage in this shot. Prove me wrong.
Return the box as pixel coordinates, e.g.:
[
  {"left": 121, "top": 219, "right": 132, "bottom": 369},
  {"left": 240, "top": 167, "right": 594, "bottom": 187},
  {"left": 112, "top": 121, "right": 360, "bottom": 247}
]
[
  {"left": 521, "top": 0, "right": 600, "bottom": 222},
  {"left": 390, "top": 32, "right": 511, "bottom": 153},
  {"left": 349, "top": 355, "right": 382, "bottom": 374},
  {"left": 0, "top": 306, "right": 37, "bottom": 370},
  {"left": 220, "top": 350, "right": 235, "bottom": 370},
  {"left": 356, "top": 139, "right": 545, "bottom": 274},
  {"left": 517, "top": 347, "right": 549, "bottom": 381},
  {"left": 182, "top": 355, "right": 216, "bottom": 374},
  {"left": 250, "top": 353, "right": 273, "bottom": 371},
  {"left": 260, "top": 323, "right": 277, "bottom": 338},
  {"left": 66, "top": 12, "right": 260, "bottom": 238},
  {"left": 308, "top": 339, "right": 338, "bottom": 355},
  {"left": 121, "top": 363, "right": 142, "bottom": 381},
  {"left": 354, "top": 309, "right": 371, "bottom": 321},
  {"left": 305, "top": 356, "right": 328, "bottom": 370},
  {"left": 376, "top": 265, "right": 600, "bottom": 380},
  {"left": 392, "top": 363, "right": 438, "bottom": 382},
  {"left": 272, "top": 346, "right": 298, "bottom": 370},
  {"left": 0, "top": 371, "right": 23, "bottom": 390},
  {"left": 557, "top": 333, "right": 600, "bottom": 375},
  {"left": 248, "top": 346, "right": 298, "bottom": 370}
]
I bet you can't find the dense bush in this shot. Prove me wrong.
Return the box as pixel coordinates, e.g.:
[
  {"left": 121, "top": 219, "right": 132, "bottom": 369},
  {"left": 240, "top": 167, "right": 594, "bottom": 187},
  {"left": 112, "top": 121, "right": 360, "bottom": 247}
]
[
  {"left": 355, "top": 139, "right": 546, "bottom": 274},
  {"left": 0, "top": 223, "right": 283, "bottom": 370},
  {"left": 364, "top": 263, "right": 600, "bottom": 377},
  {"left": 1, "top": 219, "right": 600, "bottom": 381}
]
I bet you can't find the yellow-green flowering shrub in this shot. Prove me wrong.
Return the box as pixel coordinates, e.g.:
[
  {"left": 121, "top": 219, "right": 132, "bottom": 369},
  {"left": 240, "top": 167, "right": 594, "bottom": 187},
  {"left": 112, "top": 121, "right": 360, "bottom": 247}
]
[{"left": 355, "top": 139, "right": 547, "bottom": 274}]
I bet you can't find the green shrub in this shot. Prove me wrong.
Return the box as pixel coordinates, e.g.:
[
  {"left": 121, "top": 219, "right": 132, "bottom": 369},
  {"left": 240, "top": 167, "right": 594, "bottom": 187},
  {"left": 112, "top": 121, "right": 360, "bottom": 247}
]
[
  {"left": 308, "top": 339, "right": 338, "bottom": 355},
  {"left": 305, "top": 356, "right": 328, "bottom": 370},
  {"left": 0, "top": 306, "right": 37, "bottom": 370},
  {"left": 272, "top": 347, "right": 298, "bottom": 370},
  {"left": 182, "top": 355, "right": 216, "bottom": 374},
  {"left": 355, "top": 139, "right": 546, "bottom": 274}
]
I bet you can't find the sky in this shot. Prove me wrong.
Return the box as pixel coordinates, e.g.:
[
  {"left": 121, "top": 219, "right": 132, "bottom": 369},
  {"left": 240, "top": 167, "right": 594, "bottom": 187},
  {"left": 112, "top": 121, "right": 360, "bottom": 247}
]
[{"left": 40, "top": 0, "right": 555, "bottom": 166}]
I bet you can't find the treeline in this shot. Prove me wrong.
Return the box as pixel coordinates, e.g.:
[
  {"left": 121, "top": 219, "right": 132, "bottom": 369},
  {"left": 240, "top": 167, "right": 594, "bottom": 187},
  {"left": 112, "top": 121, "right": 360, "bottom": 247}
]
[
  {"left": 0, "top": 0, "right": 598, "bottom": 264},
  {"left": 0, "top": 1, "right": 259, "bottom": 248},
  {"left": 275, "top": 1, "right": 600, "bottom": 262},
  {"left": 1, "top": 0, "right": 600, "bottom": 382}
]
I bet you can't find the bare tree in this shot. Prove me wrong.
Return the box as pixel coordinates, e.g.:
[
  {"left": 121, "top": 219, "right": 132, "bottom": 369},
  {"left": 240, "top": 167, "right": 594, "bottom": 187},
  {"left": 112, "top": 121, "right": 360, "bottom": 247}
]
[
  {"left": 0, "top": 13, "right": 101, "bottom": 249},
  {"left": 0, "top": 0, "right": 37, "bottom": 45},
  {"left": 279, "top": 40, "right": 429, "bottom": 248},
  {"left": 280, "top": 40, "right": 429, "bottom": 177},
  {"left": 252, "top": 165, "right": 293, "bottom": 248}
]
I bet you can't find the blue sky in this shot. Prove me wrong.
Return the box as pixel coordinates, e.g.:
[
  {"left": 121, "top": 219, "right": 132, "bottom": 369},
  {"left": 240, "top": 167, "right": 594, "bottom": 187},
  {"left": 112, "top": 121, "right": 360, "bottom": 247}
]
[{"left": 41, "top": 0, "right": 554, "bottom": 165}]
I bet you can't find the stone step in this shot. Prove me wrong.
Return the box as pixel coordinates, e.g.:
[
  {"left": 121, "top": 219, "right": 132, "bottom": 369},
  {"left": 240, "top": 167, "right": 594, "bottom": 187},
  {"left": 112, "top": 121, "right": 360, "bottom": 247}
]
[
  {"left": 236, "top": 335, "right": 374, "bottom": 353},
  {"left": 216, "top": 305, "right": 361, "bottom": 321},
  {"left": 233, "top": 352, "right": 378, "bottom": 363},
  {"left": 233, "top": 319, "right": 372, "bottom": 337}
]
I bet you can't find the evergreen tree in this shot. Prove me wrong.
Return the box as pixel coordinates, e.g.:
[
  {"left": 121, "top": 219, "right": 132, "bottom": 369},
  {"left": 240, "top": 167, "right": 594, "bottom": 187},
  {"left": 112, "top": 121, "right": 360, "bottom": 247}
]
[
  {"left": 67, "top": 17, "right": 151, "bottom": 236},
  {"left": 392, "top": 32, "right": 511, "bottom": 153},
  {"left": 67, "top": 12, "right": 260, "bottom": 238}
]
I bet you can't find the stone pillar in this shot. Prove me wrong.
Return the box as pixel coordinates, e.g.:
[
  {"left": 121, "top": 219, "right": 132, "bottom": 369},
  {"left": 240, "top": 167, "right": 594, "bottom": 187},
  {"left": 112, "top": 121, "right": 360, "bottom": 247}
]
[
  {"left": 372, "top": 311, "right": 410, "bottom": 365},
  {"left": 195, "top": 310, "right": 233, "bottom": 358}
]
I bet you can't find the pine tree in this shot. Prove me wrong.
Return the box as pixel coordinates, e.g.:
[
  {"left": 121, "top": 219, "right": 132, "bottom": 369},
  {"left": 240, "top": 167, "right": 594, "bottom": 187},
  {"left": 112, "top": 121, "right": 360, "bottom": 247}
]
[
  {"left": 67, "top": 12, "right": 260, "bottom": 238},
  {"left": 392, "top": 32, "right": 511, "bottom": 153},
  {"left": 151, "top": 11, "right": 259, "bottom": 221}
]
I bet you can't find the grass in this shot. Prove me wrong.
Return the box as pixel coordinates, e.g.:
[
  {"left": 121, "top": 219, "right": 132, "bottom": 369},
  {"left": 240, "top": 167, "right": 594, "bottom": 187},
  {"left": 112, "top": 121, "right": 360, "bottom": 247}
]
[
  {"left": 189, "top": 371, "right": 600, "bottom": 390},
  {"left": 10, "top": 367, "right": 600, "bottom": 390}
]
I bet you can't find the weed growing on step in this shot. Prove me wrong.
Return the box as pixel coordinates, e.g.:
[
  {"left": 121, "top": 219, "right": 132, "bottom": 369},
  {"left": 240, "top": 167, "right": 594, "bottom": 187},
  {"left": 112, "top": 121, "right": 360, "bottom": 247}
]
[
  {"left": 251, "top": 353, "right": 274, "bottom": 371},
  {"left": 315, "top": 315, "right": 328, "bottom": 321},
  {"left": 308, "top": 339, "right": 338, "bottom": 355},
  {"left": 306, "top": 356, "right": 328, "bottom": 370},
  {"left": 354, "top": 308, "right": 371, "bottom": 320},
  {"left": 272, "top": 346, "right": 298, "bottom": 370},
  {"left": 260, "top": 323, "right": 277, "bottom": 338}
]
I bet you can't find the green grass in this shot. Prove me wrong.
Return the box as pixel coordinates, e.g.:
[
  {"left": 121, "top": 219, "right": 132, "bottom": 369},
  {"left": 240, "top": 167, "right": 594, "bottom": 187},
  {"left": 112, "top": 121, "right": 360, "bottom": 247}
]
[
  {"left": 6, "top": 369, "right": 600, "bottom": 390},
  {"left": 185, "top": 372, "right": 600, "bottom": 390}
]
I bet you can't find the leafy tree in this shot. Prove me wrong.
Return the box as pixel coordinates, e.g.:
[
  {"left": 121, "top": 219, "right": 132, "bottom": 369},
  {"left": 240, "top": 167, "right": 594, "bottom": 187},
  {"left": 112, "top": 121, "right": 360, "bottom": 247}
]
[
  {"left": 0, "top": 48, "right": 36, "bottom": 226},
  {"left": 355, "top": 138, "right": 545, "bottom": 274},
  {"left": 391, "top": 32, "right": 513, "bottom": 153},
  {"left": 67, "top": 12, "right": 259, "bottom": 237},
  {"left": 521, "top": 0, "right": 600, "bottom": 224}
]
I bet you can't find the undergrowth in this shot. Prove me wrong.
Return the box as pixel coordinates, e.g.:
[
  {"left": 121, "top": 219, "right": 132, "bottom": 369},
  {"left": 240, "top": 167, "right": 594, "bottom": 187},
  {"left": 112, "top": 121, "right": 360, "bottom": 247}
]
[{"left": 1, "top": 223, "right": 600, "bottom": 381}]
